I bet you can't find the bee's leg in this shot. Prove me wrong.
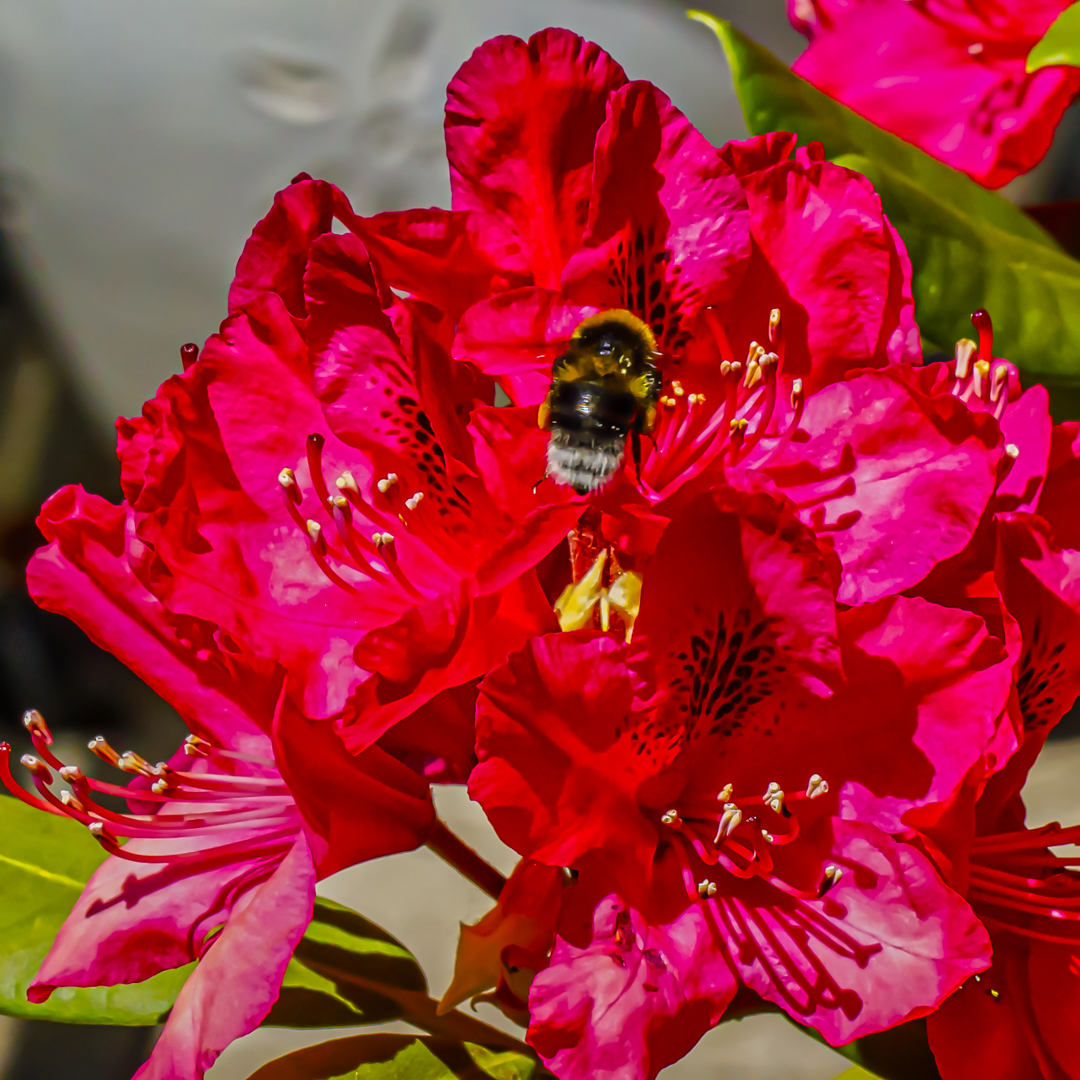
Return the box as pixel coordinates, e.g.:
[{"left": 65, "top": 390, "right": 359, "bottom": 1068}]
[{"left": 631, "top": 430, "right": 643, "bottom": 483}]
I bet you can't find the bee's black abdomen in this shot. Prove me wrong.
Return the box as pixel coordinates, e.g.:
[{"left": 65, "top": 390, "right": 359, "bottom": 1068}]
[
  {"left": 548, "top": 381, "right": 637, "bottom": 436},
  {"left": 547, "top": 381, "right": 637, "bottom": 493}
]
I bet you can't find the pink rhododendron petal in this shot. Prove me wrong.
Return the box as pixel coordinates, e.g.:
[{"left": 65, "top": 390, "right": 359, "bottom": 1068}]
[
  {"left": 561, "top": 81, "right": 750, "bottom": 356},
  {"left": 927, "top": 929, "right": 1063, "bottom": 1080},
  {"left": 635, "top": 487, "right": 842, "bottom": 707},
  {"left": 133, "top": 833, "right": 316, "bottom": 1080},
  {"left": 338, "top": 573, "right": 558, "bottom": 754},
  {"left": 445, "top": 29, "right": 628, "bottom": 288},
  {"left": 272, "top": 694, "right": 434, "bottom": 877},
  {"left": 29, "top": 810, "right": 294, "bottom": 1000},
  {"left": 746, "top": 371, "right": 1000, "bottom": 605},
  {"left": 345, "top": 207, "right": 531, "bottom": 319},
  {"left": 716, "top": 138, "right": 918, "bottom": 390},
  {"left": 472, "top": 631, "right": 656, "bottom": 874},
  {"left": 728, "top": 820, "right": 989, "bottom": 1044},
  {"left": 528, "top": 894, "right": 736, "bottom": 1080},
  {"left": 997, "top": 382, "right": 1053, "bottom": 509},
  {"left": 28, "top": 486, "right": 279, "bottom": 751},
  {"left": 454, "top": 288, "right": 590, "bottom": 406},
  {"left": 1037, "top": 421, "right": 1080, "bottom": 547},
  {"left": 228, "top": 175, "right": 337, "bottom": 317},
  {"left": 996, "top": 514, "right": 1080, "bottom": 737},
  {"left": 791, "top": 0, "right": 1080, "bottom": 187},
  {"left": 827, "top": 595, "right": 1016, "bottom": 832}
]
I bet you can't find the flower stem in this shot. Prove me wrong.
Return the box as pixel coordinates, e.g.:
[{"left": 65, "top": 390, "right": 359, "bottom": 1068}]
[{"left": 426, "top": 818, "right": 507, "bottom": 900}]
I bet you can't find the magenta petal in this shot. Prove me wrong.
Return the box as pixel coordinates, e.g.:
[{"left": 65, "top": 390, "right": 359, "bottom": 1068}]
[
  {"left": 133, "top": 833, "right": 316, "bottom": 1080},
  {"left": 563, "top": 81, "right": 749, "bottom": 334},
  {"left": 528, "top": 895, "right": 736, "bottom": 1080},
  {"left": 746, "top": 371, "right": 999, "bottom": 605},
  {"left": 728, "top": 820, "right": 990, "bottom": 1044},
  {"left": 445, "top": 29, "right": 627, "bottom": 288},
  {"left": 28, "top": 487, "right": 278, "bottom": 750},
  {"left": 791, "top": 0, "right": 1080, "bottom": 187},
  {"left": 454, "top": 289, "right": 590, "bottom": 406}
]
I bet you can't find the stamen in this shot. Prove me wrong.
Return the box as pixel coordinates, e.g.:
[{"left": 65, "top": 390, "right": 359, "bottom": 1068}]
[
  {"left": 377, "top": 473, "right": 399, "bottom": 495},
  {"left": 715, "top": 802, "right": 742, "bottom": 841},
  {"left": 671, "top": 380, "right": 685, "bottom": 397},
  {"left": 337, "top": 472, "right": 359, "bottom": 495},
  {"left": 306, "top": 433, "right": 331, "bottom": 507},
  {"left": 180, "top": 342, "right": 200, "bottom": 370},
  {"left": 661, "top": 809, "right": 683, "bottom": 827},
  {"left": 819, "top": 865, "right": 843, "bottom": 896},
  {"left": 763, "top": 782, "right": 786, "bottom": 815},
  {"left": 697, "top": 879, "right": 718, "bottom": 899},
  {"left": 990, "top": 364, "right": 1009, "bottom": 404},
  {"left": 972, "top": 360, "right": 990, "bottom": 400},
  {"left": 806, "top": 774, "right": 829, "bottom": 799},
  {"left": 306, "top": 520, "right": 326, "bottom": 554},
  {"left": 718, "top": 783, "right": 733, "bottom": 803},
  {"left": 278, "top": 468, "right": 301, "bottom": 506},
  {"left": 88, "top": 736, "right": 122, "bottom": 767},
  {"left": 953, "top": 338, "right": 977, "bottom": 384},
  {"left": 768, "top": 308, "right": 781, "bottom": 349},
  {"left": 997, "top": 443, "right": 1019, "bottom": 484},
  {"left": 405, "top": 491, "right": 425, "bottom": 511}
]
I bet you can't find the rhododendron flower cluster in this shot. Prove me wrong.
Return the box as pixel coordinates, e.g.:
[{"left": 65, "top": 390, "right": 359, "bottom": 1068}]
[
  {"left": 4, "top": 25, "right": 1080, "bottom": 1080},
  {"left": 788, "top": 0, "right": 1080, "bottom": 188}
]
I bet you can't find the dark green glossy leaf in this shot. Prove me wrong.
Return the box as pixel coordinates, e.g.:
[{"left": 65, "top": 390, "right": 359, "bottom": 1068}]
[
  {"left": 266, "top": 897, "right": 426, "bottom": 1028},
  {"left": 0, "top": 793, "right": 190, "bottom": 1024},
  {"left": 247, "top": 1034, "right": 538, "bottom": 1080},
  {"left": 1028, "top": 4, "right": 1080, "bottom": 72},
  {"left": 690, "top": 13, "right": 1080, "bottom": 415}
]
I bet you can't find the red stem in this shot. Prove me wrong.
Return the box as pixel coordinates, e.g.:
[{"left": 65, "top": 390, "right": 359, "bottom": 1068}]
[{"left": 425, "top": 818, "right": 507, "bottom": 901}]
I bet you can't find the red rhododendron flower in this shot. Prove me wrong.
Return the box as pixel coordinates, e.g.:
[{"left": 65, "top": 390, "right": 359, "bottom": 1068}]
[
  {"left": 471, "top": 486, "right": 1007, "bottom": 1079},
  {"left": 3, "top": 486, "right": 434, "bottom": 1079},
  {"left": 110, "top": 173, "right": 578, "bottom": 751},
  {"left": 789, "top": 0, "right": 1080, "bottom": 187}
]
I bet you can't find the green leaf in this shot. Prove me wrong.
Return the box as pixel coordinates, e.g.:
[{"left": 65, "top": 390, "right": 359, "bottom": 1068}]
[
  {"left": 247, "top": 1034, "right": 538, "bottom": 1080},
  {"left": 833, "top": 1069, "right": 887, "bottom": 1080},
  {"left": 689, "top": 13, "right": 1080, "bottom": 415},
  {"left": 0, "top": 793, "right": 190, "bottom": 1024},
  {"left": 1028, "top": 3, "right": 1080, "bottom": 72},
  {"left": 266, "top": 897, "right": 427, "bottom": 1028}
]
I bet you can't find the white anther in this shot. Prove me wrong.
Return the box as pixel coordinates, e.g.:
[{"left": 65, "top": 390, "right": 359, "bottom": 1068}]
[
  {"left": 972, "top": 359, "right": 990, "bottom": 399},
  {"left": 1005, "top": 443, "right": 1019, "bottom": 460},
  {"left": 58, "top": 765, "right": 83, "bottom": 783},
  {"left": 954, "top": 338, "right": 977, "bottom": 381},
  {"left": 152, "top": 779, "right": 169, "bottom": 794},
  {"left": 720, "top": 361, "right": 731, "bottom": 376},
  {"left": 730, "top": 361, "right": 742, "bottom": 375},
  {"left": 730, "top": 418, "right": 748, "bottom": 435},
  {"left": 761, "top": 829, "right": 774, "bottom": 843},
  {"left": 336, "top": 472, "right": 359, "bottom": 494},
  {"left": 88, "top": 821, "right": 105, "bottom": 837},
  {"left": 820, "top": 864, "right": 843, "bottom": 893},
  {"left": 762, "top": 782, "right": 785, "bottom": 814},
  {"left": 715, "top": 803, "right": 743, "bottom": 842},
  {"left": 405, "top": 492, "right": 424, "bottom": 511},
  {"left": 697, "top": 879, "right": 718, "bottom": 899},
  {"left": 968, "top": 42, "right": 983, "bottom": 55},
  {"left": 672, "top": 380, "right": 685, "bottom": 397},
  {"left": 331, "top": 494, "right": 349, "bottom": 511},
  {"left": 661, "top": 809, "right": 682, "bottom": 827},
  {"left": 278, "top": 468, "right": 301, "bottom": 504},
  {"left": 790, "top": 378, "right": 803, "bottom": 407},
  {"left": 806, "top": 774, "right": 829, "bottom": 799},
  {"left": 306, "top": 520, "right": 322, "bottom": 544},
  {"left": 688, "top": 393, "right": 698, "bottom": 405},
  {"left": 990, "top": 363, "right": 1009, "bottom": 403},
  {"left": 717, "top": 783, "right": 733, "bottom": 803},
  {"left": 744, "top": 362, "right": 763, "bottom": 390},
  {"left": 373, "top": 532, "right": 395, "bottom": 548}
]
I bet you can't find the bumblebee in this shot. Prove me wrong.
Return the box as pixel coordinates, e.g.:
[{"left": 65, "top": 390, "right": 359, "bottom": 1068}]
[{"left": 537, "top": 309, "right": 661, "bottom": 494}]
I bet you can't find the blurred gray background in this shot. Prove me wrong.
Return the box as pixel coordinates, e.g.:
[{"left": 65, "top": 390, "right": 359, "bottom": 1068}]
[{"left": 0, "top": 1, "right": 1076, "bottom": 1078}]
